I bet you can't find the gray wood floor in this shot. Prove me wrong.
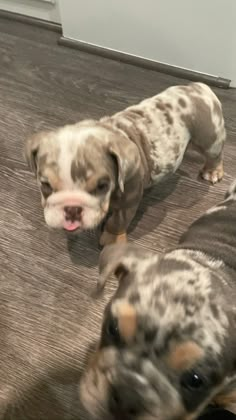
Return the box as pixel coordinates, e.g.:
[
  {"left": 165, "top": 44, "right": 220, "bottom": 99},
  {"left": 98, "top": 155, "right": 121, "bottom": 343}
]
[{"left": 0, "top": 17, "right": 236, "bottom": 419}]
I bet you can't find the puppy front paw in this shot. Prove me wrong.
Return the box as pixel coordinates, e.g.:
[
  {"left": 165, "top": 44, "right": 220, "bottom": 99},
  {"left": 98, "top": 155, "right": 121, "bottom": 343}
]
[
  {"left": 200, "top": 161, "right": 224, "bottom": 184},
  {"left": 99, "top": 230, "right": 127, "bottom": 247}
]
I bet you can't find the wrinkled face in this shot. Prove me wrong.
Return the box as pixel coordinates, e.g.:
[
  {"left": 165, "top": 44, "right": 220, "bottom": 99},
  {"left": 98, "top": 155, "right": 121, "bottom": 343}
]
[
  {"left": 80, "top": 246, "right": 234, "bottom": 420},
  {"left": 26, "top": 123, "right": 118, "bottom": 232}
]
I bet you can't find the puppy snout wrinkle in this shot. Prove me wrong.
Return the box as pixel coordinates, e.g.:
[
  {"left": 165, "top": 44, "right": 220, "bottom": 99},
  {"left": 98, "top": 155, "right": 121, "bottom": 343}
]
[{"left": 64, "top": 206, "right": 82, "bottom": 221}]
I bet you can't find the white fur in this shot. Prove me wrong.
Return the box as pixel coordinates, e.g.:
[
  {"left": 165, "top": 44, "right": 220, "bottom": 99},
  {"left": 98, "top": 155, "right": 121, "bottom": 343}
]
[
  {"left": 47, "top": 190, "right": 98, "bottom": 208},
  {"left": 45, "top": 190, "right": 106, "bottom": 230}
]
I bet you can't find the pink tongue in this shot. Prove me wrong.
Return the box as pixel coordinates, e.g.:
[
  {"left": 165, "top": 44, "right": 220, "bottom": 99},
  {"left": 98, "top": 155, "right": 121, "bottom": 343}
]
[{"left": 63, "top": 220, "right": 81, "bottom": 231}]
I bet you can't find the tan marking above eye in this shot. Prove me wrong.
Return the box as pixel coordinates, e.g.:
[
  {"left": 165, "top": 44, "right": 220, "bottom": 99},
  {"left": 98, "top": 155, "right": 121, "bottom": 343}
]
[
  {"left": 43, "top": 168, "right": 62, "bottom": 192},
  {"left": 115, "top": 302, "right": 137, "bottom": 342},
  {"left": 213, "top": 391, "right": 236, "bottom": 409},
  {"left": 86, "top": 174, "right": 110, "bottom": 193},
  {"left": 167, "top": 341, "right": 204, "bottom": 371}
]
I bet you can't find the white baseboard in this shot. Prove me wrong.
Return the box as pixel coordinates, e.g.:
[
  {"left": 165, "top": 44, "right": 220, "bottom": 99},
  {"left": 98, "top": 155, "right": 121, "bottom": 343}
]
[{"left": 58, "top": 36, "right": 231, "bottom": 89}]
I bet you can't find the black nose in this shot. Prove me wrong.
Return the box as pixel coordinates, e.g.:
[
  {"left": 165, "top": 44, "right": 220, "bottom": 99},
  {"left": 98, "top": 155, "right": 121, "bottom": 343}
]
[
  {"left": 64, "top": 206, "right": 82, "bottom": 222},
  {"left": 109, "top": 385, "right": 143, "bottom": 419}
]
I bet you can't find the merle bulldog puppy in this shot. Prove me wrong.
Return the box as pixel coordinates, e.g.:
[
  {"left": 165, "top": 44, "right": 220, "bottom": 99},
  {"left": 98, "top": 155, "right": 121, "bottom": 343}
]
[
  {"left": 80, "top": 181, "right": 236, "bottom": 420},
  {"left": 25, "top": 82, "right": 226, "bottom": 246}
]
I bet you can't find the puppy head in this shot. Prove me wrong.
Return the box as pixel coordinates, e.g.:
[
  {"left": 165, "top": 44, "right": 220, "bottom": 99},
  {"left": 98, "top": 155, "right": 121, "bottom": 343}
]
[
  {"left": 80, "top": 244, "right": 236, "bottom": 419},
  {"left": 25, "top": 121, "right": 140, "bottom": 232}
]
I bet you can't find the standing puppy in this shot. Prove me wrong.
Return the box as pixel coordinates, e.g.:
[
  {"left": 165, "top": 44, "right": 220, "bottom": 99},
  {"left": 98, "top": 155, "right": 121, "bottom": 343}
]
[
  {"left": 80, "top": 182, "right": 236, "bottom": 420},
  {"left": 25, "top": 82, "right": 226, "bottom": 246}
]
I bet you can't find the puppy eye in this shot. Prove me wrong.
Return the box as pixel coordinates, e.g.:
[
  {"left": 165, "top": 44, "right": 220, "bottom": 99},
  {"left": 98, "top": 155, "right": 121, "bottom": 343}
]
[
  {"left": 41, "top": 181, "right": 53, "bottom": 198},
  {"left": 106, "top": 317, "right": 119, "bottom": 339},
  {"left": 96, "top": 178, "right": 110, "bottom": 194},
  {"left": 181, "top": 371, "right": 205, "bottom": 391}
]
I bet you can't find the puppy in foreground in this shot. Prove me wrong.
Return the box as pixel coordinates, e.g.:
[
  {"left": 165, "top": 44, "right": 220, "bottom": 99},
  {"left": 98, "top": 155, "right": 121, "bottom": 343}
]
[
  {"left": 25, "top": 82, "right": 225, "bottom": 246},
  {"left": 80, "top": 181, "right": 236, "bottom": 420}
]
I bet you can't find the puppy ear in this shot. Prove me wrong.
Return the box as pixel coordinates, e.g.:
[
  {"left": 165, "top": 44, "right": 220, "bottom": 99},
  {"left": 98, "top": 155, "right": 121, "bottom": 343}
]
[
  {"left": 24, "top": 131, "right": 46, "bottom": 174},
  {"left": 108, "top": 133, "right": 141, "bottom": 193},
  {"left": 98, "top": 243, "right": 153, "bottom": 290}
]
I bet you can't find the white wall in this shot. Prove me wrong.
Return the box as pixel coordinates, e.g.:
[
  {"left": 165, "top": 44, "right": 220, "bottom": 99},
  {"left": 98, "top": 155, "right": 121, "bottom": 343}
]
[
  {"left": 0, "top": 0, "right": 61, "bottom": 23},
  {"left": 59, "top": 0, "right": 236, "bottom": 86}
]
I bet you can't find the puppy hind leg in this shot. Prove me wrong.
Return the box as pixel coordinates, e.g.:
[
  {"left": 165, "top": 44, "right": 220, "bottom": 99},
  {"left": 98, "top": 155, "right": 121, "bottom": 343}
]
[
  {"left": 199, "top": 129, "right": 225, "bottom": 184},
  {"left": 200, "top": 151, "right": 224, "bottom": 184}
]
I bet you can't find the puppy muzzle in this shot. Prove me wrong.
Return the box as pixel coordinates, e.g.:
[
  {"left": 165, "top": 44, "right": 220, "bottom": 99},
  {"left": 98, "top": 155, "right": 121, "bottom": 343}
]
[{"left": 43, "top": 190, "right": 101, "bottom": 231}]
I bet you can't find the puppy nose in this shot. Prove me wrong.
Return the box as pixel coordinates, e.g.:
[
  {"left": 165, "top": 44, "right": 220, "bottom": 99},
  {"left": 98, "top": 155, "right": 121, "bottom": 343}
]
[
  {"left": 64, "top": 206, "right": 82, "bottom": 221},
  {"left": 110, "top": 385, "right": 143, "bottom": 418}
]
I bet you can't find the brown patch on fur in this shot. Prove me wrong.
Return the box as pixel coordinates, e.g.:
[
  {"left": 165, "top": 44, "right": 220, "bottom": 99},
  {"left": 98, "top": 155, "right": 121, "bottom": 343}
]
[
  {"left": 132, "top": 109, "right": 145, "bottom": 117},
  {"left": 165, "top": 163, "right": 175, "bottom": 173},
  {"left": 43, "top": 168, "right": 62, "bottom": 192},
  {"left": 165, "top": 103, "right": 173, "bottom": 109},
  {"left": 85, "top": 173, "right": 111, "bottom": 193},
  {"left": 37, "top": 153, "right": 60, "bottom": 179},
  {"left": 164, "top": 111, "right": 173, "bottom": 125},
  {"left": 166, "top": 127, "right": 171, "bottom": 135},
  {"left": 71, "top": 160, "right": 87, "bottom": 182},
  {"left": 127, "top": 109, "right": 145, "bottom": 119},
  {"left": 155, "top": 101, "right": 166, "bottom": 111},
  {"left": 178, "top": 98, "right": 187, "bottom": 108},
  {"left": 71, "top": 132, "right": 117, "bottom": 186},
  {"left": 84, "top": 176, "right": 98, "bottom": 192},
  {"left": 167, "top": 341, "right": 203, "bottom": 370},
  {"left": 173, "top": 144, "right": 180, "bottom": 156},
  {"left": 117, "top": 302, "right": 137, "bottom": 341},
  {"left": 125, "top": 109, "right": 152, "bottom": 125},
  {"left": 106, "top": 167, "right": 144, "bottom": 236}
]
